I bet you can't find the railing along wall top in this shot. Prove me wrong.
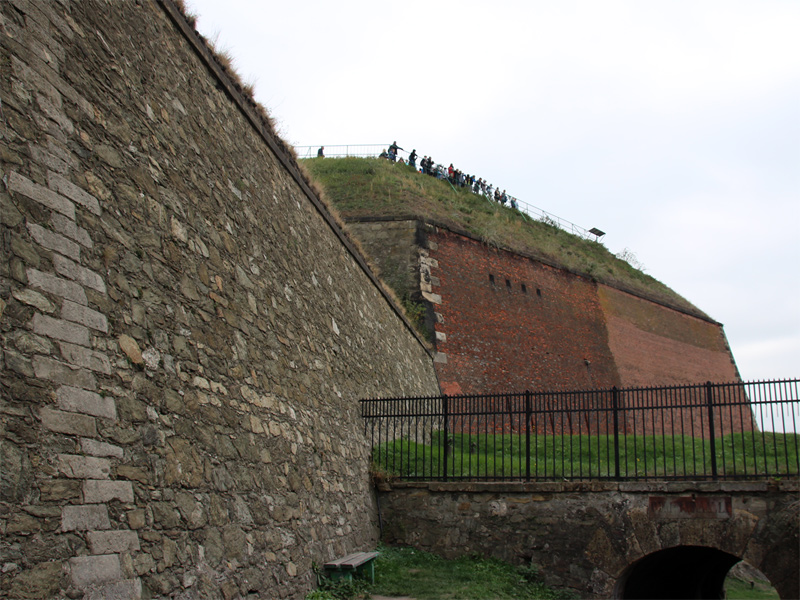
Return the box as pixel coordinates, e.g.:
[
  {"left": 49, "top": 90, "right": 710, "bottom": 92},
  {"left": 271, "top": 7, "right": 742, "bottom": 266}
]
[{"left": 361, "top": 380, "right": 799, "bottom": 483}]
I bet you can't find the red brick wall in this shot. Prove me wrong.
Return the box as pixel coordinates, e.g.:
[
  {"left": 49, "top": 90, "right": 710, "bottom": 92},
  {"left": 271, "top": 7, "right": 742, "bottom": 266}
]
[
  {"left": 427, "top": 228, "right": 741, "bottom": 397},
  {"left": 597, "top": 286, "right": 740, "bottom": 387},
  {"left": 428, "top": 229, "right": 621, "bottom": 395}
]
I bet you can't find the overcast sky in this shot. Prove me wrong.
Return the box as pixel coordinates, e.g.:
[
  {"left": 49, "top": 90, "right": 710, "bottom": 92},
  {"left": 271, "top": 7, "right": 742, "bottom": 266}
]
[{"left": 186, "top": 0, "right": 799, "bottom": 385}]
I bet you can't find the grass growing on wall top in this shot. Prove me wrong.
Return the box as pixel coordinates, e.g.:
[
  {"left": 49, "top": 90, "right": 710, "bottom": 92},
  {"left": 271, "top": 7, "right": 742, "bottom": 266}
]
[{"left": 303, "top": 157, "right": 705, "bottom": 317}]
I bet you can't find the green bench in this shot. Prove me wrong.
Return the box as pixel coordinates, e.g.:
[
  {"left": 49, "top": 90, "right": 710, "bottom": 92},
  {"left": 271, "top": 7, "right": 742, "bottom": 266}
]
[{"left": 323, "top": 551, "right": 379, "bottom": 584}]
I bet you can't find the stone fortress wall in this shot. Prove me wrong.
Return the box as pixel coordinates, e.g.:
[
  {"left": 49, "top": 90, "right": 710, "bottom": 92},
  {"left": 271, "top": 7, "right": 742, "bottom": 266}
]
[{"left": 0, "top": 1, "right": 440, "bottom": 598}]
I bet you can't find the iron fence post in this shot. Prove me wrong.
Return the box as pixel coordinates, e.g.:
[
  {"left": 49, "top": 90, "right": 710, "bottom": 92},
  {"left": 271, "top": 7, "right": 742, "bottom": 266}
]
[
  {"left": 612, "top": 387, "right": 621, "bottom": 479},
  {"left": 705, "top": 381, "right": 718, "bottom": 480},
  {"left": 525, "top": 390, "right": 531, "bottom": 481},
  {"left": 442, "top": 394, "right": 449, "bottom": 482}
]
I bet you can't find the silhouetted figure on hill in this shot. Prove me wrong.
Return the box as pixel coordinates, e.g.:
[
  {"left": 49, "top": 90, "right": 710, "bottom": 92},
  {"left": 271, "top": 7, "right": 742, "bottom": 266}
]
[
  {"left": 408, "top": 149, "right": 417, "bottom": 169},
  {"left": 317, "top": 146, "right": 324, "bottom": 158}
]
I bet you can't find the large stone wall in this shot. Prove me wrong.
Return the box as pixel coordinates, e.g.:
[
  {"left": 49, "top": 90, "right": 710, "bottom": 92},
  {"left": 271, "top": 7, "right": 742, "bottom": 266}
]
[{"left": 0, "top": 2, "right": 440, "bottom": 598}]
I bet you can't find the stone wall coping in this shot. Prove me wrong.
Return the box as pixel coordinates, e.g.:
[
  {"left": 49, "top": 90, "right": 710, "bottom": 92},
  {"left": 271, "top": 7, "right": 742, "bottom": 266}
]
[{"left": 386, "top": 479, "right": 798, "bottom": 494}]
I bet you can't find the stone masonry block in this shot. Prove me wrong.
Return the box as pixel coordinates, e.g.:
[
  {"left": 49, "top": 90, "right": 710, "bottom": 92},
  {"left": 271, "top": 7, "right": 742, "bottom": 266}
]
[
  {"left": 40, "top": 406, "right": 97, "bottom": 437},
  {"left": 61, "top": 300, "right": 108, "bottom": 332},
  {"left": 87, "top": 530, "right": 140, "bottom": 554},
  {"left": 32, "top": 312, "right": 90, "bottom": 346},
  {"left": 83, "top": 480, "right": 134, "bottom": 504},
  {"left": 58, "top": 385, "right": 116, "bottom": 419},
  {"left": 53, "top": 254, "right": 106, "bottom": 293},
  {"left": 57, "top": 454, "right": 111, "bottom": 479},
  {"left": 421, "top": 291, "right": 442, "bottom": 305},
  {"left": 47, "top": 171, "right": 102, "bottom": 215},
  {"left": 69, "top": 554, "right": 121, "bottom": 588},
  {"left": 26, "top": 268, "right": 87, "bottom": 305},
  {"left": 33, "top": 355, "right": 97, "bottom": 389},
  {"left": 8, "top": 171, "right": 75, "bottom": 219},
  {"left": 81, "top": 438, "right": 124, "bottom": 458},
  {"left": 13, "top": 287, "right": 56, "bottom": 313},
  {"left": 61, "top": 504, "right": 110, "bottom": 532},
  {"left": 28, "top": 141, "right": 79, "bottom": 175},
  {"left": 27, "top": 221, "right": 81, "bottom": 260},
  {"left": 83, "top": 578, "right": 143, "bottom": 600},
  {"left": 37, "top": 93, "right": 75, "bottom": 135},
  {"left": 59, "top": 341, "right": 111, "bottom": 374},
  {"left": 51, "top": 212, "right": 93, "bottom": 248}
]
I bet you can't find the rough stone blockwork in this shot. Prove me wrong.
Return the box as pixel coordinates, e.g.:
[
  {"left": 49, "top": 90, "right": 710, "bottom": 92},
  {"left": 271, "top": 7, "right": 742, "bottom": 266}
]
[
  {"left": 0, "top": 1, "right": 440, "bottom": 598},
  {"left": 380, "top": 481, "right": 799, "bottom": 599}
]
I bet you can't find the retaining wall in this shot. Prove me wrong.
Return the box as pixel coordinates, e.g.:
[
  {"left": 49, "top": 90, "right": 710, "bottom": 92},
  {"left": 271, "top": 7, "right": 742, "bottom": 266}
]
[{"left": 0, "top": 1, "right": 440, "bottom": 598}]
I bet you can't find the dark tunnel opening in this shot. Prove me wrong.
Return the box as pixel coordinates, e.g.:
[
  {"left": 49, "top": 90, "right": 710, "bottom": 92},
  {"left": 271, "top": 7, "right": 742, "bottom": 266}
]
[{"left": 616, "top": 545, "right": 741, "bottom": 599}]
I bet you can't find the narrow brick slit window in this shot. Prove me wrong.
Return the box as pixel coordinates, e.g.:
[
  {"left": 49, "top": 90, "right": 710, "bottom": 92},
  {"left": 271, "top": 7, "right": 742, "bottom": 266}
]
[
  {"left": 521, "top": 284, "right": 527, "bottom": 294},
  {"left": 537, "top": 288, "right": 542, "bottom": 297},
  {"left": 489, "top": 273, "right": 495, "bottom": 284},
  {"left": 505, "top": 279, "right": 511, "bottom": 289}
]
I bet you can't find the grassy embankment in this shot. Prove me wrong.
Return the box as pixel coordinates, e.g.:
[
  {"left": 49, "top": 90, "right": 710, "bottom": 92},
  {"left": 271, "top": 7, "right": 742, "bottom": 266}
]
[
  {"left": 302, "top": 157, "right": 705, "bottom": 318},
  {"left": 374, "top": 431, "right": 800, "bottom": 480},
  {"left": 307, "top": 544, "right": 577, "bottom": 600}
]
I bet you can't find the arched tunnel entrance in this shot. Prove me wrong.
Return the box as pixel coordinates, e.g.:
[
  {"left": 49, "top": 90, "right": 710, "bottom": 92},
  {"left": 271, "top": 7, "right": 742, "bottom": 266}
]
[{"left": 615, "top": 546, "right": 741, "bottom": 599}]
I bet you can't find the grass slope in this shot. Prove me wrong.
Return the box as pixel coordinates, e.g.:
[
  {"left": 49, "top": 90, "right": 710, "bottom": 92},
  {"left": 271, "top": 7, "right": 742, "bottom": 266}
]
[{"left": 303, "top": 157, "right": 706, "bottom": 318}]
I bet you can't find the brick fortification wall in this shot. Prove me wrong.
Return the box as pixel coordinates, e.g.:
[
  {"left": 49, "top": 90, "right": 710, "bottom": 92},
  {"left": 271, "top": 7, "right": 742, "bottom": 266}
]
[
  {"left": 598, "top": 286, "right": 739, "bottom": 387},
  {"left": 347, "top": 220, "right": 741, "bottom": 396},
  {"left": 0, "top": 2, "right": 440, "bottom": 599},
  {"left": 423, "top": 226, "right": 739, "bottom": 395}
]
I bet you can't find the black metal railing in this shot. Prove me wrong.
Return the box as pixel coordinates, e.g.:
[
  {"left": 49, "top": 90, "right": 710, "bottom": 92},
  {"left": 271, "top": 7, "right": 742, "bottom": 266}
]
[{"left": 361, "top": 379, "right": 799, "bottom": 482}]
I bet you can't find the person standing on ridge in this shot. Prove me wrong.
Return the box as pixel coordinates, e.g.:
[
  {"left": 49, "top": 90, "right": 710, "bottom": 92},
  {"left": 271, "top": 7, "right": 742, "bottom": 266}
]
[
  {"left": 408, "top": 149, "right": 417, "bottom": 169},
  {"left": 317, "top": 146, "right": 324, "bottom": 158},
  {"left": 388, "top": 140, "right": 402, "bottom": 162}
]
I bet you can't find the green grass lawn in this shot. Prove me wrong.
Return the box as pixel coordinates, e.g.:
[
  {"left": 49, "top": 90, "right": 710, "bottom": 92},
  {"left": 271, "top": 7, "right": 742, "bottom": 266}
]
[
  {"left": 373, "top": 431, "right": 800, "bottom": 481},
  {"left": 724, "top": 576, "right": 780, "bottom": 599},
  {"left": 307, "top": 545, "right": 577, "bottom": 600}
]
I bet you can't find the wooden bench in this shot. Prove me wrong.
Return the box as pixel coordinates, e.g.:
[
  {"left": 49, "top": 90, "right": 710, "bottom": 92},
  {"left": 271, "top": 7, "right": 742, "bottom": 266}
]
[{"left": 323, "top": 551, "right": 379, "bottom": 584}]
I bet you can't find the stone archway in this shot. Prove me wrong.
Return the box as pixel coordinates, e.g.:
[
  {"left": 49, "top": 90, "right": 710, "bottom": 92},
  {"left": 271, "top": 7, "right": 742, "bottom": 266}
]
[
  {"left": 614, "top": 545, "right": 740, "bottom": 599},
  {"left": 601, "top": 494, "right": 799, "bottom": 600}
]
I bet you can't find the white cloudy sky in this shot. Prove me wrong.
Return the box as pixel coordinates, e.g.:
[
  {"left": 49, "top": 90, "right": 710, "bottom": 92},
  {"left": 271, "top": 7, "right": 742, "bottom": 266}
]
[{"left": 186, "top": 0, "right": 799, "bottom": 384}]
